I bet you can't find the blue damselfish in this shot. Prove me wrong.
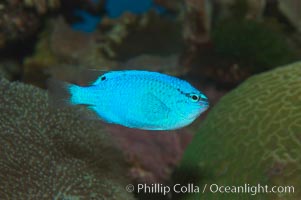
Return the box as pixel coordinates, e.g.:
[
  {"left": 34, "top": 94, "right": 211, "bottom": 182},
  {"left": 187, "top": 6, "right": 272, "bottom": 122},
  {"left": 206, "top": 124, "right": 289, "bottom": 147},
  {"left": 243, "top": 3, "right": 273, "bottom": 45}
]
[{"left": 53, "top": 70, "right": 209, "bottom": 130}]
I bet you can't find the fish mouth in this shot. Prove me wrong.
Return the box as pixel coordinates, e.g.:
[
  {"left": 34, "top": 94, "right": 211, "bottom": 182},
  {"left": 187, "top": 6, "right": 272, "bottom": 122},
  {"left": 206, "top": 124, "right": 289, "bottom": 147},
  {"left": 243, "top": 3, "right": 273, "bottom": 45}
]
[
  {"left": 200, "top": 99, "right": 209, "bottom": 108},
  {"left": 199, "top": 94, "right": 209, "bottom": 107}
]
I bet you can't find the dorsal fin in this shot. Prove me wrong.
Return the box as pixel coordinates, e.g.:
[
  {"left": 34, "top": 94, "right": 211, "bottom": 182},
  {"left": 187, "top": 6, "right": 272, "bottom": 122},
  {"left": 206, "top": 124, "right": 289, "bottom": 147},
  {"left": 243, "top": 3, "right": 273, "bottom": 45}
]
[
  {"left": 80, "top": 69, "right": 108, "bottom": 85},
  {"left": 92, "top": 74, "right": 107, "bottom": 85}
]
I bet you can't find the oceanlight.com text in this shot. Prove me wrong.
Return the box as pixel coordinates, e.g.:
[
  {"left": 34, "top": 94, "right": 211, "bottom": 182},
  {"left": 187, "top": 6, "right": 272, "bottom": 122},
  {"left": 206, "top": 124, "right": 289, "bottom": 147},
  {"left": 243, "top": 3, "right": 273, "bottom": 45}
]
[
  {"left": 125, "top": 183, "right": 295, "bottom": 196},
  {"left": 207, "top": 183, "right": 294, "bottom": 196}
]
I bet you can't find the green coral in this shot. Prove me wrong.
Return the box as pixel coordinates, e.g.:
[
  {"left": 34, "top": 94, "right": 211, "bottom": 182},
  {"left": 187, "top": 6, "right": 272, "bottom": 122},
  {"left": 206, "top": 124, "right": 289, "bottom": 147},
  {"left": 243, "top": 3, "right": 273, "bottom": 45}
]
[
  {"left": 178, "top": 62, "right": 301, "bottom": 200},
  {"left": 212, "top": 19, "right": 298, "bottom": 72},
  {"left": 0, "top": 78, "right": 135, "bottom": 200}
]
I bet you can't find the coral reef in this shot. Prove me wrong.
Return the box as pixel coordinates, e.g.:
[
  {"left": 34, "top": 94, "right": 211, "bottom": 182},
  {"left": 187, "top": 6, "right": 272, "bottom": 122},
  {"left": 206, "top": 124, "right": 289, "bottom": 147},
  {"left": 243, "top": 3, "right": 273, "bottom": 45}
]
[
  {"left": 215, "top": 0, "right": 266, "bottom": 20},
  {"left": 154, "top": 0, "right": 182, "bottom": 12},
  {"left": 183, "top": 0, "right": 212, "bottom": 45},
  {"left": 0, "top": 61, "right": 20, "bottom": 81},
  {"left": 0, "top": 3, "right": 39, "bottom": 48},
  {"left": 105, "top": 0, "right": 155, "bottom": 18},
  {"left": 0, "top": 0, "right": 61, "bottom": 48},
  {"left": 123, "top": 54, "right": 184, "bottom": 76},
  {"left": 181, "top": 0, "right": 212, "bottom": 72},
  {"left": 0, "top": 78, "right": 135, "bottom": 200},
  {"left": 23, "top": 17, "right": 118, "bottom": 87},
  {"left": 22, "top": 0, "right": 60, "bottom": 14},
  {"left": 278, "top": 0, "right": 301, "bottom": 32},
  {"left": 97, "top": 11, "right": 183, "bottom": 61},
  {"left": 212, "top": 19, "right": 297, "bottom": 71},
  {"left": 96, "top": 13, "right": 140, "bottom": 58},
  {"left": 181, "top": 0, "right": 299, "bottom": 87},
  {"left": 24, "top": 17, "right": 103, "bottom": 65},
  {"left": 177, "top": 62, "right": 301, "bottom": 199},
  {"left": 108, "top": 125, "right": 193, "bottom": 184},
  {"left": 24, "top": 11, "right": 184, "bottom": 87}
]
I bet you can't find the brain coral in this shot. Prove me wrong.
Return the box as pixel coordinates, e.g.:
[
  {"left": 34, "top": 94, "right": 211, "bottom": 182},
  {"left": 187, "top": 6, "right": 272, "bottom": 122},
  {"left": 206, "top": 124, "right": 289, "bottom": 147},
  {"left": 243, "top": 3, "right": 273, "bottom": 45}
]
[
  {"left": 178, "top": 62, "right": 301, "bottom": 200},
  {"left": 0, "top": 78, "right": 135, "bottom": 200}
]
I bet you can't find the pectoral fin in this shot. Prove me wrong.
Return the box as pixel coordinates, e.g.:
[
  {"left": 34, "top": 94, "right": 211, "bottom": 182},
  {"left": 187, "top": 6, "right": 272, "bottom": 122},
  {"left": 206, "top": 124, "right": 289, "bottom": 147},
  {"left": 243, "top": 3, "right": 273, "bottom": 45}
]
[{"left": 140, "top": 93, "right": 170, "bottom": 121}]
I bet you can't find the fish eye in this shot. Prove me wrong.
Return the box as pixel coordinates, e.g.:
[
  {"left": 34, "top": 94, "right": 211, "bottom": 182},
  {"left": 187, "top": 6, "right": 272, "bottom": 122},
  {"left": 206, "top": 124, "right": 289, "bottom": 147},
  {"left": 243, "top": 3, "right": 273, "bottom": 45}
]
[{"left": 190, "top": 94, "right": 200, "bottom": 102}]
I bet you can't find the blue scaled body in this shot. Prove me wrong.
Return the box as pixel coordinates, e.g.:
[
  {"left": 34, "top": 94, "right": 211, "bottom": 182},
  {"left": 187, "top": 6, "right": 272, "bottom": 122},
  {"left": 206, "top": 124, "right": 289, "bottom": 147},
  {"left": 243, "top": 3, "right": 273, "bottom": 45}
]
[{"left": 66, "top": 70, "right": 209, "bottom": 130}]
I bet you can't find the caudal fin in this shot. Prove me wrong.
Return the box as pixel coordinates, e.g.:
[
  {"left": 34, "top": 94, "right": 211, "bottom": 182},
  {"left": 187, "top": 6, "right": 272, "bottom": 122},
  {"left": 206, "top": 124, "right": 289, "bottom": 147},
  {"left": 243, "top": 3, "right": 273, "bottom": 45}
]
[
  {"left": 47, "top": 78, "right": 93, "bottom": 107},
  {"left": 47, "top": 78, "right": 78, "bottom": 107},
  {"left": 47, "top": 78, "right": 101, "bottom": 120}
]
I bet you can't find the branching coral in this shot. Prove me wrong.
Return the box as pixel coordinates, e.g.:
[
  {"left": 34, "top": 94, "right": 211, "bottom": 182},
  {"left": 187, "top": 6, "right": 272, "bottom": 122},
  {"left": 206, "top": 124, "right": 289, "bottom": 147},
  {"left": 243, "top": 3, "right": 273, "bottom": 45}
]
[{"left": 0, "top": 78, "right": 135, "bottom": 200}]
